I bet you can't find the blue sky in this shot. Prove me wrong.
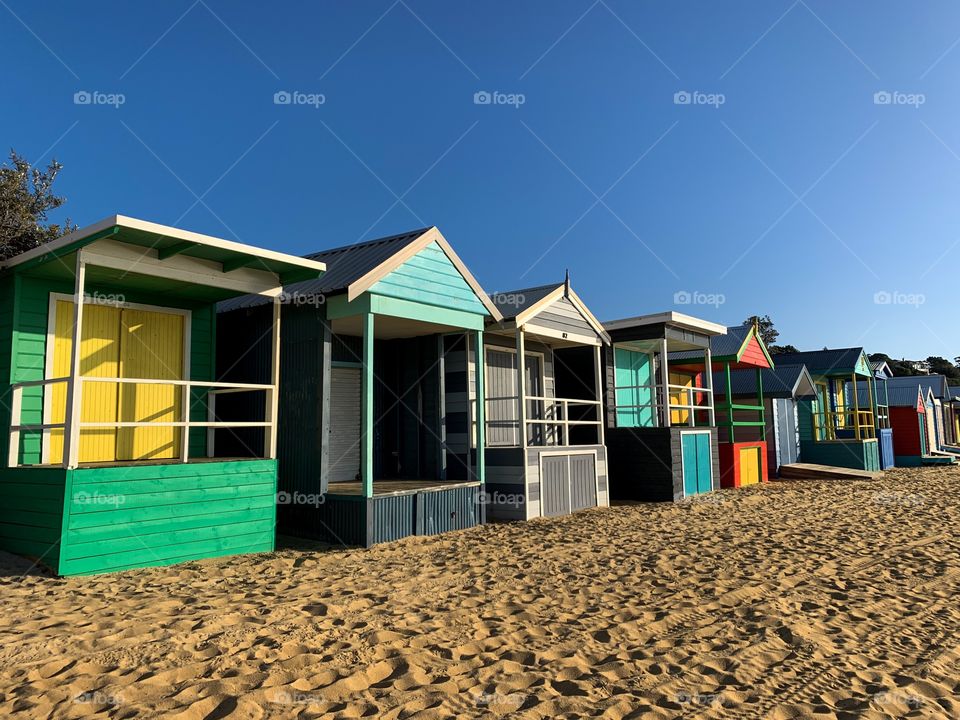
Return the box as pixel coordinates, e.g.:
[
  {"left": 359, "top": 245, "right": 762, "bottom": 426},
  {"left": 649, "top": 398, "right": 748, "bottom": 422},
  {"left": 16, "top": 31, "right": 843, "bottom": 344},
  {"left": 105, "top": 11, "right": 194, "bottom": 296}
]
[{"left": 2, "top": 1, "right": 958, "bottom": 359}]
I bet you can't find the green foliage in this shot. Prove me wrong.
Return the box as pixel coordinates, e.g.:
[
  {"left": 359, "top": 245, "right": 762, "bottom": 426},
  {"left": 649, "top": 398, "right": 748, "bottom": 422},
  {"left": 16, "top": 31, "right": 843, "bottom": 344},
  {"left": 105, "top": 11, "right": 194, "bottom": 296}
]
[
  {"left": 0, "top": 150, "right": 76, "bottom": 261},
  {"left": 926, "top": 356, "right": 960, "bottom": 381},
  {"left": 744, "top": 315, "right": 795, "bottom": 354}
]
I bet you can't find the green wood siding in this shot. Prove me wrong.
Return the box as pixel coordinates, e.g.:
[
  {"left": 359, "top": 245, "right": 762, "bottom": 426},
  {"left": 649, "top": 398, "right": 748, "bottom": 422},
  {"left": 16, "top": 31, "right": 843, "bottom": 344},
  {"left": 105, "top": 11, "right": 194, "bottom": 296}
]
[
  {"left": 0, "top": 277, "right": 14, "bottom": 463},
  {"left": 59, "top": 459, "right": 277, "bottom": 575},
  {"left": 0, "top": 466, "right": 67, "bottom": 568},
  {"left": 367, "top": 241, "right": 488, "bottom": 315},
  {"left": 6, "top": 275, "right": 217, "bottom": 464}
]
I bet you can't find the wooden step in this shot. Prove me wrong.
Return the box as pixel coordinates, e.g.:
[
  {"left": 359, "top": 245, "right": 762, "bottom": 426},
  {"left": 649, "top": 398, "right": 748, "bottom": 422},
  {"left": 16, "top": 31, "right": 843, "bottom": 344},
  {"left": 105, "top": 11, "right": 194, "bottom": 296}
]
[{"left": 778, "top": 463, "right": 884, "bottom": 481}]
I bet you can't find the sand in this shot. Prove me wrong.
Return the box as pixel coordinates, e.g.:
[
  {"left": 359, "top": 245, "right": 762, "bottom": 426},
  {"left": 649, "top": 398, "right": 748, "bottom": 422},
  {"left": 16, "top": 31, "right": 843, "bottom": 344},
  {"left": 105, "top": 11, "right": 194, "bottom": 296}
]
[{"left": 0, "top": 466, "right": 959, "bottom": 719}]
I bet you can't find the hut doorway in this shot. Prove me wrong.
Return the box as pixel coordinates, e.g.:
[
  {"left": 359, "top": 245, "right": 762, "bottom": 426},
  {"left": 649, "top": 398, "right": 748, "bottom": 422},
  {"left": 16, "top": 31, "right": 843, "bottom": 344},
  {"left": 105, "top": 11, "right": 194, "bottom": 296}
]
[{"left": 328, "top": 366, "right": 362, "bottom": 482}]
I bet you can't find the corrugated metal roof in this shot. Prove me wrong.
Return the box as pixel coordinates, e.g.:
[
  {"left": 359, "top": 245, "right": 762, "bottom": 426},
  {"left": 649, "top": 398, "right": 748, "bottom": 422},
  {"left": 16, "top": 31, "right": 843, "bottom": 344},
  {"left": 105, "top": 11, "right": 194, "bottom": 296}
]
[
  {"left": 673, "top": 324, "right": 752, "bottom": 362},
  {"left": 888, "top": 374, "right": 951, "bottom": 399},
  {"left": 219, "top": 227, "right": 431, "bottom": 311},
  {"left": 885, "top": 384, "right": 924, "bottom": 407},
  {"left": 713, "top": 364, "right": 813, "bottom": 399},
  {"left": 490, "top": 283, "right": 561, "bottom": 320},
  {"left": 949, "top": 386, "right": 960, "bottom": 401},
  {"left": 772, "top": 348, "right": 865, "bottom": 375}
]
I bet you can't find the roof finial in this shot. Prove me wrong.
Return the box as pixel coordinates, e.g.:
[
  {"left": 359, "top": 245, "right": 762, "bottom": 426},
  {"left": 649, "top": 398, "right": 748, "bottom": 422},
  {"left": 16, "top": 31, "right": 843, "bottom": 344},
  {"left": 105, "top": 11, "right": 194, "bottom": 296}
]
[{"left": 564, "top": 269, "right": 571, "bottom": 297}]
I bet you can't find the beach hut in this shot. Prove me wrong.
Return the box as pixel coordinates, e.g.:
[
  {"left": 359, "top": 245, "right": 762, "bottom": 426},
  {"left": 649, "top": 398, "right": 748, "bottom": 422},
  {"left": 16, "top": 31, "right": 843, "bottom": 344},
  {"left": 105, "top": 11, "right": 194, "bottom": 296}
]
[
  {"left": 772, "top": 348, "right": 881, "bottom": 471},
  {"left": 887, "top": 375, "right": 952, "bottom": 455},
  {"left": 945, "top": 386, "right": 960, "bottom": 450},
  {"left": 602, "top": 312, "right": 727, "bottom": 501},
  {"left": 0, "top": 215, "right": 326, "bottom": 575},
  {"left": 480, "top": 280, "right": 610, "bottom": 520},
  {"left": 217, "top": 227, "right": 501, "bottom": 547},
  {"left": 712, "top": 364, "right": 817, "bottom": 478},
  {"left": 887, "top": 384, "right": 942, "bottom": 466},
  {"left": 671, "top": 323, "right": 774, "bottom": 488},
  {"left": 845, "top": 362, "right": 895, "bottom": 469}
]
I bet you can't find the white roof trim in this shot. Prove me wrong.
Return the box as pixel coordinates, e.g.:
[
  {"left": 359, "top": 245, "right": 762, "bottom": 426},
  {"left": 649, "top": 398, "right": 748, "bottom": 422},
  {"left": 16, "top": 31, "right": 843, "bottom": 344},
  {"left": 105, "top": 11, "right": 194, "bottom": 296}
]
[
  {"left": 604, "top": 311, "right": 727, "bottom": 336},
  {"left": 0, "top": 214, "right": 327, "bottom": 274}
]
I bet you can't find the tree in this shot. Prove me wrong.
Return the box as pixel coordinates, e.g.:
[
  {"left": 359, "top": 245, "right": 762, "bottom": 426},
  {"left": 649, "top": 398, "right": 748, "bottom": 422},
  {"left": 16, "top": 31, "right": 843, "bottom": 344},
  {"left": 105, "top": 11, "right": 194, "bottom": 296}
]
[
  {"left": 926, "top": 356, "right": 960, "bottom": 382},
  {"left": 744, "top": 315, "right": 779, "bottom": 347},
  {"left": 743, "top": 315, "right": 796, "bottom": 354},
  {"left": 0, "top": 150, "right": 75, "bottom": 261}
]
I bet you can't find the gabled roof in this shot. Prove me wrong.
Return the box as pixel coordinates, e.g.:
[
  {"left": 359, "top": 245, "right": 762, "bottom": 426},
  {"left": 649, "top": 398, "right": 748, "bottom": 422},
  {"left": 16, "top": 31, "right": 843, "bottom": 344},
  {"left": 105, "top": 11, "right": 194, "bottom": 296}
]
[
  {"left": 220, "top": 226, "right": 501, "bottom": 319},
  {"left": 888, "top": 374, "right": 951, "bottom": 399},
  {"left": 872, "top": 360, "right": 893, "bottom": 378},
  {"left": 949, "top": 386, "right": 960, "bottom": 402},
  {"left": 771, "top": 348, "right": 868, "bottom": 377},
  {"left": 494, "top": 281, "right": 610, "bottom": 343},
  {"left": 714, "top": 364, "right": 815, "bottom": 399},
  {"left": 672, "top": 323, "right": 774, "bottom": 369}
]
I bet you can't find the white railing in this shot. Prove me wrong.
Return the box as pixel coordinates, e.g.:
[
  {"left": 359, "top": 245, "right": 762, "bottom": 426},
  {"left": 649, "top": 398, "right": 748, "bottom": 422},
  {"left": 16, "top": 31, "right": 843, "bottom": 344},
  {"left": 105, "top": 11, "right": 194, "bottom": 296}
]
[
  {"left": 483, "top": 394, "right": 603, "bottom": 447},
  {"left": 612, "top": 382, "right": 714, "bottom": 426},
  {"left": 7, "top": 375, "right": 275, "bottom": 468}
]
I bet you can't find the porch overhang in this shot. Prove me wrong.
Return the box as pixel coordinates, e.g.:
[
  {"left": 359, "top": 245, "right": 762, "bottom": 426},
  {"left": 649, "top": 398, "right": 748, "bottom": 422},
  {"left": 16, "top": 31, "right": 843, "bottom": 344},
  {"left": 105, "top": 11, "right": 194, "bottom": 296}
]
[
  {"left": 326, "top": 293, "right": 485, "bottom": 338},
  {"left": 1, "top": 215, "right": 326, "bottom": 300}
]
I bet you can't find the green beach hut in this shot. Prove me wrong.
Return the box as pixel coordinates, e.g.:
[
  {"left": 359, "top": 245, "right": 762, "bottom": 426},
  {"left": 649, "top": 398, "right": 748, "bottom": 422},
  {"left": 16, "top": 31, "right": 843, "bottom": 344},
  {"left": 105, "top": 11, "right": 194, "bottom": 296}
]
[{"left": 0, "top": 215, "right": 325, "bottom": 575}]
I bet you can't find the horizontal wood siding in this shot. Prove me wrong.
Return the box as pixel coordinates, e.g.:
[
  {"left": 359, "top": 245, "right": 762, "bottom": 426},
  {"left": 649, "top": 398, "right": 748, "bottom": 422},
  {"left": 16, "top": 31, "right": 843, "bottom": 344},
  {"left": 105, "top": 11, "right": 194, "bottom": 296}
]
[
  {"left": 0, "top": 277, "right": 14, "bottom": 464},
  {"left": 799, "top": 439, "right": 880, "bottom": 471},
  {"left": 524, "top": 296, "right": 596, "bottom": 340},
  {"left": 0, "top": 466, "right": 67, "bottom": 568},
  {"left": 59, "top": 459, "right": 277, "bottom": 575},
  {"left": 368, "top": 241, "right": 488, "bottom": 314}
]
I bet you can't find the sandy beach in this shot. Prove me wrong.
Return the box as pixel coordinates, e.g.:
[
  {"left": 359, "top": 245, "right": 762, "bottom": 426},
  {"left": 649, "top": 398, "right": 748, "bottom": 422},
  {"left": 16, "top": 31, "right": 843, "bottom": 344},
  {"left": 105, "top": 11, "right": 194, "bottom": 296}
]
[{"left": 0, "top": 466, "right": 958, "bottom": 719}]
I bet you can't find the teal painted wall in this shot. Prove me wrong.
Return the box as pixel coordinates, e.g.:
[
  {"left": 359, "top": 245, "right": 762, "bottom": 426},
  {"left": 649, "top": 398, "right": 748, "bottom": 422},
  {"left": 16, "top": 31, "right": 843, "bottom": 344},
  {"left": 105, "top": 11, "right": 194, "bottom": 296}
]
[
  {"left": 800, "top": 439, "right": 880, "bottom": 471},
  {"left": 0, "top": 466, "right": 67, "bottom": 568},
  {"left": 59, "top": 459, "right": 277, "bottom": 575},
  {"left": 6, "top": 275, "right": 216, "bottom": 465},
  {"left": 368, "top": 241, "right": 488, "bottom": 314}
]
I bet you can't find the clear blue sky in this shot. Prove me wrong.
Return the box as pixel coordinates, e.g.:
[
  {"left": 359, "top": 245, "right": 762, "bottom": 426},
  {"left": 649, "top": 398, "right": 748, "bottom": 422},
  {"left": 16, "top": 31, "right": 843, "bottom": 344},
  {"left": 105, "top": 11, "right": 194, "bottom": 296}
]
[{"left": 3, "top": 1, "right": 958, "bottom": 360}]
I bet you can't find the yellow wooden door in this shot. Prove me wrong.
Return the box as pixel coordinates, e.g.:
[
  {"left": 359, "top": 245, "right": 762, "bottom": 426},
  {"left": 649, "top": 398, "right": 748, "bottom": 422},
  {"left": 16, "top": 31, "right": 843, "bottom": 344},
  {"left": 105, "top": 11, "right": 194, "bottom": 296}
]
[
  {"left": 49, "top": 301, "right": 122, "bottom": 464},
  {"left": 670, "top": 372, "right": 694, "bottom": 424},
  {"left": 739, "top": 446, "right": 760, "bottom": 486},
  {"left": 117, "top": 308, "right": 185, "bottom": 460}
]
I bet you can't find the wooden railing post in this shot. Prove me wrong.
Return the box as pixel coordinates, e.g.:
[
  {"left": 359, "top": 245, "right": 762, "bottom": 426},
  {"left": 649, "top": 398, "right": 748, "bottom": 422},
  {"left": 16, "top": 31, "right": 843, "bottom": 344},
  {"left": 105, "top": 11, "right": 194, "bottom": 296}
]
[
  {"left": 63, "top": 254, "right": 86, "bottom": 469},
  {"left": 7, "top": 385, "right": 22, "bottom": 468},
  {"left": 206, "top": 391, "right": 216, "bottom": 458}
]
